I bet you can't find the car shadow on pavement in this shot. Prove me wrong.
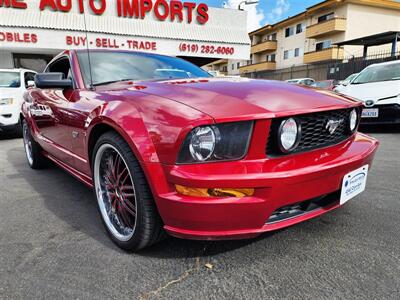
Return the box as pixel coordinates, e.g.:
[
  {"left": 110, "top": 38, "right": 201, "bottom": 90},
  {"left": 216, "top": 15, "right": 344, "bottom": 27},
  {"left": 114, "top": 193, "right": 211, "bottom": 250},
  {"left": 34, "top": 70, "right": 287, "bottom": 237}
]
[
  {"left": 6, "top": 145, "right": 115, "bottom": 247},
  {"left": 7, "top": 145, "right": 279, "bottom": 258},
  {"left": 0, "top": 133, "right": 21, "bottom": 140}
]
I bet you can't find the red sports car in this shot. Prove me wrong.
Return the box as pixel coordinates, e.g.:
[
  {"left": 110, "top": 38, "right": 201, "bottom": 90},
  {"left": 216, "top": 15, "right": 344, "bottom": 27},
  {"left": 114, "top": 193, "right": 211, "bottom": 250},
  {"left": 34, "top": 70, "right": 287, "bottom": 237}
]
[{"left": 22, "top": 50, "right": 379, "bottom": 251}]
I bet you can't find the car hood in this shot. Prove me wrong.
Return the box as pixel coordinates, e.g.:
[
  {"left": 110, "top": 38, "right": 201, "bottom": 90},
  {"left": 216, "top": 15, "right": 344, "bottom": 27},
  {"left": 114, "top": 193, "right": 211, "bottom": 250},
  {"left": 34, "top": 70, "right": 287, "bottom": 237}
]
[
  {"left": 106, "top": 78, "right": 359, "bottom": 121},
  {"left": 338, "top": 80, "right": 400, "bottom": 102}
]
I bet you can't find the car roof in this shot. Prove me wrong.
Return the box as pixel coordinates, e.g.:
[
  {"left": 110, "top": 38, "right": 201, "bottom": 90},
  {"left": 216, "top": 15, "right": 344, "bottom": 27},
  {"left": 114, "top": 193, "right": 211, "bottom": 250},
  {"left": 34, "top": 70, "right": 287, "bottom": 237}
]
[
  {"left": 287, "top": 78, "right": 314, "bottom": 81},
  {"left": 0, "top": 68, "right": 36, "bottom": 73},
  {"left": 365, "top": 60, "right": 400, "bottom": 69}
]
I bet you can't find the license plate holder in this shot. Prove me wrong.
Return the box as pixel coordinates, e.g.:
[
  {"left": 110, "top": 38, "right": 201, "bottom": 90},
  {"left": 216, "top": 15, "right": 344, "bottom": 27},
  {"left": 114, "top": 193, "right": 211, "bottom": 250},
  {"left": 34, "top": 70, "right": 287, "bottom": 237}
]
[
  {"left": 361, "top": 108, "right": 379, "bottom": 118},
  {"left": 340, "top": 165, "right": 369, "bottom": 205}
]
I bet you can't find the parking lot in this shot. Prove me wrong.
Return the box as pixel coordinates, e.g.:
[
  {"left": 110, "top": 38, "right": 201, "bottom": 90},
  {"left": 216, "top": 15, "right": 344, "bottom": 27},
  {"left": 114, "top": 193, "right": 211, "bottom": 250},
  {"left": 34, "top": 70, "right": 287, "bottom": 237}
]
[{"left": 0, "top": 127, "right": 399, "bottom": 300}]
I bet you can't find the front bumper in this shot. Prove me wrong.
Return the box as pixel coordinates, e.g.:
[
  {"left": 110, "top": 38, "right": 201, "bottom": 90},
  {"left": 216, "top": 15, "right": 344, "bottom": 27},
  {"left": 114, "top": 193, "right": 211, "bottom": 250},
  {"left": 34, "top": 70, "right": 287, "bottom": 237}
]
[
  {"left": 361, "top": 104, "right": 400, "bottom": 125},
  {"left": 147, "top": 133, "right": 379, "bottom": 240},
  {"left": 0, "top": 104, "right": 21, "bottom": 128}
]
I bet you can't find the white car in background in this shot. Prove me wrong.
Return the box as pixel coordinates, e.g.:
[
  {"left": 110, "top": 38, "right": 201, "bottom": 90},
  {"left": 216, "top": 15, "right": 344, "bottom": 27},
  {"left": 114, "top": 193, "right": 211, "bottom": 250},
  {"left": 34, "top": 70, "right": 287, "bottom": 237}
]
[
  {"left": 335, "top": 73, "right": 359, "bottom": 92},
  {"left": 285, "top": 78, "right": 315, "bottom": 86},
  {"left": 335, "top": 60, "right": 400, "bottom": 125},
  {"left": 0, "top": 69, "right": 36, "bottom": 136}
]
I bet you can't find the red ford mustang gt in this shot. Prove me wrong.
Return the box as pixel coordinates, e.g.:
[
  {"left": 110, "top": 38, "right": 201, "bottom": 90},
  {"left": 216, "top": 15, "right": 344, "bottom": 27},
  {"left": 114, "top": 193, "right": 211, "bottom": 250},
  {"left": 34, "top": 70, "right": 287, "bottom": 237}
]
[{"left": 22, "top": 50, "right": 379, "bottom": 251}]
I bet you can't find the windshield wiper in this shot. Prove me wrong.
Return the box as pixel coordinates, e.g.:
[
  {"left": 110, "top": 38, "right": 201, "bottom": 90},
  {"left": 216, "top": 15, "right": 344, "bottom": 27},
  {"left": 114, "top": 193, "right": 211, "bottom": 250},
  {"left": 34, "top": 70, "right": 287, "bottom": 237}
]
[{"left": 93, "top": 78, "right": 135, "bottom": 86}]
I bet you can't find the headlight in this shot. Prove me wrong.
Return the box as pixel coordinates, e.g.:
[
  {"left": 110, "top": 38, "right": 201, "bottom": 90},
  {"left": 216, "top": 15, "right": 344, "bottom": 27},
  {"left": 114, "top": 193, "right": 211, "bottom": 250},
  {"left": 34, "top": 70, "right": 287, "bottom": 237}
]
[
  {"left": 177, "top": 121, "right": 253, "bottom": 163},
  {"left": 0, "top": 98, "right": 14, "bottom": 105},
  {"left": 349, "top": 109, "right": 358, "bottom": 131},
  {"left": 278, "top": 118, "right": 300, "bottom": 152},
  {"left": 189, "top": 126, "right": 216, "bottom": 161}
]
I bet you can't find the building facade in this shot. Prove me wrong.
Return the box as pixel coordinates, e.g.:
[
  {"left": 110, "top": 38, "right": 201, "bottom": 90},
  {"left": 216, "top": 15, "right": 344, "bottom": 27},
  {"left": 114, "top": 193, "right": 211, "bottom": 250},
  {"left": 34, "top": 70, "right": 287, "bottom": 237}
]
[
  {"left": 0, "top": 0, "right": 251, "bottom": 72},
  {"left": 202, "top": 58, "right": 249, "bottom": 76},
  {"left": 240, "top": 0, "right": 400, "bottom": 75}
]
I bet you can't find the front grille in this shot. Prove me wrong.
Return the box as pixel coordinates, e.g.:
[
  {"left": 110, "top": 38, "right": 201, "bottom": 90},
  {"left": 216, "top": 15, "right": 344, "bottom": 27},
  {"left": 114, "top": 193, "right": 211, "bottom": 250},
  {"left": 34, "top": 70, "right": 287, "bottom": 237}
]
[{"left": 266, "top": 108, "right": 359, "bottom": 156}]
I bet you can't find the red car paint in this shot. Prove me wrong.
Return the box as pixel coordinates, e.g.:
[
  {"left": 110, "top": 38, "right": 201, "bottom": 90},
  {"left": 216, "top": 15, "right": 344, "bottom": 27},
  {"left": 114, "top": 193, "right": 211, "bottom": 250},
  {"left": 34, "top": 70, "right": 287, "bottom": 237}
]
[{"left": 22, "top": 50, "right": 379, "bottom": 240}]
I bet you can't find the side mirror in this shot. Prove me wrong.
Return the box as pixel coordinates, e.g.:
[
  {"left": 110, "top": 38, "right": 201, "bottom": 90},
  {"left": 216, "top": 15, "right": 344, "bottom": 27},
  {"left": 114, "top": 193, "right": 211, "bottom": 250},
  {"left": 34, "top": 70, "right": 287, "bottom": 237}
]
[
  {"left": 342, "top": 81, "right": 349, "bottom": 86},
  {"left": 34, "top": 73, "right": 72, "bottom": 89},
  {"left": 27, "top": 80, "right": 35, "bottom": 88}
]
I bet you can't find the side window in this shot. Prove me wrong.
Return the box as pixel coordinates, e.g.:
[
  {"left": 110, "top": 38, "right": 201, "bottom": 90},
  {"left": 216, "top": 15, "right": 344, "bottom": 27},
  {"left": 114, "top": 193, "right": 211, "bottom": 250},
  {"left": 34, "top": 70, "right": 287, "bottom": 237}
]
[
  {"left": 47, "top": 57, "right": 72, "bottom": 80},
  {"left": 318, "top": 12, "right": 334, "bottom": 23},
  {"left": 303, "top": 80, "right": 314, "bottom": 86},
  {"left": 316, "top": 40, "right": 332, "bottom": 52},
  {"left": 284, "top": 50, "right": 289, "bottom": 60},
  {"left": 24, "top": 72, "right": 35, "bottom": 88}
]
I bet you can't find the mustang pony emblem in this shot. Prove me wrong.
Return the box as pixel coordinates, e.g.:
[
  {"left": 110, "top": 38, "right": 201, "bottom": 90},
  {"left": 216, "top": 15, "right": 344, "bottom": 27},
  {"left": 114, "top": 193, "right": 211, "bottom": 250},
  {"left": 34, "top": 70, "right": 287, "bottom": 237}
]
[{"left": 326, "top": 119, "right": 343, "bottom": 134}]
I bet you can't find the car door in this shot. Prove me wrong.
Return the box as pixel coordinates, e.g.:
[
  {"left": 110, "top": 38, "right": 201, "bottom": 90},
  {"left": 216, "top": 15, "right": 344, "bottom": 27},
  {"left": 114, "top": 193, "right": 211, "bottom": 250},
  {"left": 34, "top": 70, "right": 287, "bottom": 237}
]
[
  {"left": 67, "top": 90, "right": 104, "bottom": 175},
  {"left": 30, "top": 57, "right": 75, "bottom": 165}
]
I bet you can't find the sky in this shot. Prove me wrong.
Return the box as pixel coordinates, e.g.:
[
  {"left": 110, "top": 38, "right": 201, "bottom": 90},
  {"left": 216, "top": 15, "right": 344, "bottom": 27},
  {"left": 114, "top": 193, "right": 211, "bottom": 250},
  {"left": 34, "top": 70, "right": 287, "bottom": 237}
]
[{"left": 194, "top": 0, "right": 328, "bottom": 32}]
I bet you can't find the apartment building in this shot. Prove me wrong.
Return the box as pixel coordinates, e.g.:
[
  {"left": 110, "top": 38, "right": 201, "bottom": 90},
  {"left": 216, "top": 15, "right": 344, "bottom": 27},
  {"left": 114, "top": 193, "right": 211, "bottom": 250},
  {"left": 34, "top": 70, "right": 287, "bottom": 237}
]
[
  {"left": 203, "top": 59, "right": 249, "bottom": 76},
  {"left": 240, "top": 0, "right": 400, "bottom": 75},
  {"left": 202, "top": 59, "right": 229, "bottom": 75}
]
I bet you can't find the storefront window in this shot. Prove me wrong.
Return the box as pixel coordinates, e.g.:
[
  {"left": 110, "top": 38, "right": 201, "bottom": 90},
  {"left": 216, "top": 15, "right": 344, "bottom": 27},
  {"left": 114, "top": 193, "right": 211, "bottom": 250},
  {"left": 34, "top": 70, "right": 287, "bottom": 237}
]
[{"left": 13, "top": 53, "right": 53, "bottom": 72}]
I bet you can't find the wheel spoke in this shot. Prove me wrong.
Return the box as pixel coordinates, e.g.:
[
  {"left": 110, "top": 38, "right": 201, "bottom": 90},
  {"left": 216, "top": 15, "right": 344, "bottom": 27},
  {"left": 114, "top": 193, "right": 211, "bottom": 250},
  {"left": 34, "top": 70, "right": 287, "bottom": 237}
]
[
  {"left": 117, "top": 205, "right": 132, "bottom": 227},
  {"left": 95, "top": 144, "right": 137, "bottom": 240},
  {"left": 122, "top": 193, "right": 135, "bottom": 198},
  {"left": 120, "top": 185, "right": 134, "bottom": 191},
  {"left": 122, "top": 200, "right": 136, "bottom": 216},
  {"left": 114, "top": 154, "right": 122, "bottom": 180},
  {"left": 107, "top": 155, "right": 116, "bottom": 181},
  {"left": 117, "top": 167, "right": 128, "bottom": 184}
]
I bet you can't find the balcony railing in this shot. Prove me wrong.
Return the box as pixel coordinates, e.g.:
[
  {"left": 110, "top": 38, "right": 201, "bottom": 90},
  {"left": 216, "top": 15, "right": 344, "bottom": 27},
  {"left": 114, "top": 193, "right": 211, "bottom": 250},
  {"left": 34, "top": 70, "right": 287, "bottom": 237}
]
[
  {"left": 239, "top": 61, "right": 276, "bottom": 74},
  {"left": 306, "top": 18, "right": 346, "bottom": 38},
  {"left": 304, "top": 47, "right": 344, "bottom": 64},
  {"left": 251, "top": 40, "right": 278, "bottom": 54}
]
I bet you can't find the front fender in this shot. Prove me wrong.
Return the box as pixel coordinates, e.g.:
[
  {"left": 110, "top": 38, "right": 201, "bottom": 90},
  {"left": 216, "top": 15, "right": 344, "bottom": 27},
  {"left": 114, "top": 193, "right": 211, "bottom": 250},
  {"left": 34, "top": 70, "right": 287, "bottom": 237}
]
[{"left": 86, "top": 101, "right": 159, "bottom": 164}]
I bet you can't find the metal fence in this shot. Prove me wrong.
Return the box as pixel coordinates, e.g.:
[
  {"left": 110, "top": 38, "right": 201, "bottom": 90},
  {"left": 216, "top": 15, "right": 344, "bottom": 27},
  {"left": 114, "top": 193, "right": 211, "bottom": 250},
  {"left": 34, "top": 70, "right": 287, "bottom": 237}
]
[
  {"left": 249, "top": 50, "right": 400, "bottom": 81},
  {"left": 327, "top": 50, "right": 400, "bottom": 80}
]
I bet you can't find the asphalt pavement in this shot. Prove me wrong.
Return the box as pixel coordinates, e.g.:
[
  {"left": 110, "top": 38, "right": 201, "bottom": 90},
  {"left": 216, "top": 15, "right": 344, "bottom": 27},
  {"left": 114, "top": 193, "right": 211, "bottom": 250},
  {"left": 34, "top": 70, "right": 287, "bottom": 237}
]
[{"left": 0, "top": 126, "right": 399, "bottom": 300}]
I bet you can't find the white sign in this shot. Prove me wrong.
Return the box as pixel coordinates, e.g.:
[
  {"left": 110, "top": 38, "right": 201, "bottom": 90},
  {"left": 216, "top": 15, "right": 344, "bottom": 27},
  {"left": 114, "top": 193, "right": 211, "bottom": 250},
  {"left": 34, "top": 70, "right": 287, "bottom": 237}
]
[{"left": 340, "top": 165, "right": 369, "bottom": 205}]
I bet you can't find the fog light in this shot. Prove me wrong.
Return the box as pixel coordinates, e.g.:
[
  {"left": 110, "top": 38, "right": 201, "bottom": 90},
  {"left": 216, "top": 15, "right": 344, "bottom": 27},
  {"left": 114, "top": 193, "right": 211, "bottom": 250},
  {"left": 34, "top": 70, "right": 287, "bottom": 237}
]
[
  {"left": 175, "top": 185, "right": 254, "bottom": 198},
  {"left": 0, "top": 98, "right": 14, "bottom": 105}
]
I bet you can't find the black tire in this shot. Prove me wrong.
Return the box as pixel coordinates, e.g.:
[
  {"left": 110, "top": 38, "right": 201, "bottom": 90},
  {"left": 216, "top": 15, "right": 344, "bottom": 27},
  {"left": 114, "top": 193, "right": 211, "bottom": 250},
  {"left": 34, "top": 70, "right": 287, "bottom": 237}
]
[
  {"left": 13, "top": 118, "right": 23, "bottom": 138},
  {"left": 22, "top": 120, "right": 47, "bottom": 169},
  {"left": 92, "top": 131, "right": 165, "bottom": 251}
]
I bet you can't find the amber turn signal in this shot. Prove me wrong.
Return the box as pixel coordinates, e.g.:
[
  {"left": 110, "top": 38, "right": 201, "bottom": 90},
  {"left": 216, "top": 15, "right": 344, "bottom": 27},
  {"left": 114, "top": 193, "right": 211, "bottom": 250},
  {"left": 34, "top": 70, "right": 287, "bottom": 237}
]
[{"left": 175, "top": 185, "right": 254, "bottom": 198}]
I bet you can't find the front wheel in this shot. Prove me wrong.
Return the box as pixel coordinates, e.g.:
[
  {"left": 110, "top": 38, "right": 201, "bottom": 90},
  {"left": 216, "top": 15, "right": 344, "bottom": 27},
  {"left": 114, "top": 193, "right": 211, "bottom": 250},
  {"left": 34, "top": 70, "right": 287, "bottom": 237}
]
[{"left": 92, "top": 132, "right": 165, "bottom": 251}]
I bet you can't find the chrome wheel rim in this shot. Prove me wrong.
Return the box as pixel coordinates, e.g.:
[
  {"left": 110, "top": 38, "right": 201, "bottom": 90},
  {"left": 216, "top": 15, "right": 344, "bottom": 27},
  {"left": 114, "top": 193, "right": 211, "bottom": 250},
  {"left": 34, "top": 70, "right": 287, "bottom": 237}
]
[
  {"left": 94, "top": 144, "right": 137, "bottom": 241},
  {"left": 23, "top": 122, "right": 33, "bottom": 166}
]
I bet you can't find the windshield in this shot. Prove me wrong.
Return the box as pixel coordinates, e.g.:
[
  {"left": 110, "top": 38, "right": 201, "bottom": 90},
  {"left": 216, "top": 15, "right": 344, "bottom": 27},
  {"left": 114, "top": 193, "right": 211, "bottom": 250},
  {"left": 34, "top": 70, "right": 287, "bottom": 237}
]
[
  {"left": 0, "top": 71, "right": 21, "bottom": 88},
  {"left": 312, "top": 81, "right": 330, "bottom": 88},
  {"left": 343, "top": 73, "right": 358, "bottom": 84},
  {"left": 352, "top": 63, "right": 400, "bottom": 84},
  {"left": 77, "top": 51, "right": 211, "bottom": 86}
]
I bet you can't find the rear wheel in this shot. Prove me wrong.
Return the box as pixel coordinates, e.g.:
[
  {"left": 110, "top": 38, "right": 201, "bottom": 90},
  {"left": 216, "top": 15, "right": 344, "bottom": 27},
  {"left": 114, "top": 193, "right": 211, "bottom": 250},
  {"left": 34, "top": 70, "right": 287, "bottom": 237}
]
[
  {"left": 22, "top": 120, "right": 47, "bottom": 169},
  {"left": 92, "top": 132, "right": 164, "bottom": 251}
]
